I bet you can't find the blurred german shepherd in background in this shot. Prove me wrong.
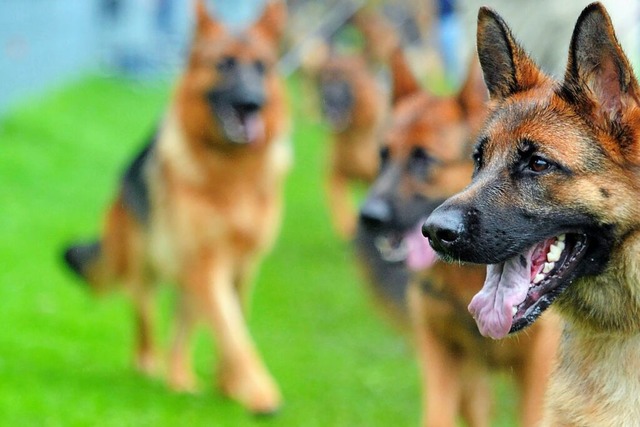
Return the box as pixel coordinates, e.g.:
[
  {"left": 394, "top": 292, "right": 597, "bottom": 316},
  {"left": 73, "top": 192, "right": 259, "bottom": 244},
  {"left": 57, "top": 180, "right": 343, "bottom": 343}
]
[
  {"left": 318, "top": 53, "right": 386, "bottom": 239},
  {"left": 424, "top": 3, "right": 640, "bottom": 425},
  {"left": 63, "top": 0, "right": 290, "bottom": 414},
  {"left": 358, "top": 48, "right": 560, "bottom": 426}
]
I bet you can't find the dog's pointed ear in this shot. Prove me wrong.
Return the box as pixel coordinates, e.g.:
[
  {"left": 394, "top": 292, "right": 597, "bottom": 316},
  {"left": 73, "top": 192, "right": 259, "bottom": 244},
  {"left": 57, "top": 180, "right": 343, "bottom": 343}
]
[
  {"left": 476, "top": 7, "right": 545, "bottom": 100},
  {"left": 193, "top": 0, "right": 223, "bottom": 36},
  {"left": 252, "top": 0, "right": 287, "bottom": 44},
  {"left": 458, "top": 56, "right": 488, "bottom": 120},
  {"left": 563, "top": 2, "right": 640, "bottom": 121},
  {"left": 390, "top": 47, "right": 421, "bottom": 105}
]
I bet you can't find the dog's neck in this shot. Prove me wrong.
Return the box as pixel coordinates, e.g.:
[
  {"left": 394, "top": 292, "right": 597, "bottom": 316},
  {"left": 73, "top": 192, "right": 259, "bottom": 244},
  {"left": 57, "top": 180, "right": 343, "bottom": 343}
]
[
  {"left": 556, "top": 230, "right": 640, "bottom": 335},
  {"left": 542, "top": 323, "right": 640, "bottom": 426}
]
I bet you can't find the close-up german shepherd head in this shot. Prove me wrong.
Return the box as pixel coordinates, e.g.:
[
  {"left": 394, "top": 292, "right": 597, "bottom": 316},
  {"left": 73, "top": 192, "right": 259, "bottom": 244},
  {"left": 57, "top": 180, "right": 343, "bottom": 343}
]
[
  {"left": 177, "top": 0, "right": 287, "bottom": 147},
  {"left": 356, "top": 48, "right": 486, "bottom": 315},
  {"left": 424, "top": 3, "right": 640, "bottom": 339}
]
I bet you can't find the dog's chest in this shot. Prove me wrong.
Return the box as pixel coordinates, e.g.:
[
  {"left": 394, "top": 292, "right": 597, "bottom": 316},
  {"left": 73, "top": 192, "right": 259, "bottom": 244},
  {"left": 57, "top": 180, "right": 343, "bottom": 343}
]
[{"left": 544, "top": 332, "right": 640, "bottom": 426}]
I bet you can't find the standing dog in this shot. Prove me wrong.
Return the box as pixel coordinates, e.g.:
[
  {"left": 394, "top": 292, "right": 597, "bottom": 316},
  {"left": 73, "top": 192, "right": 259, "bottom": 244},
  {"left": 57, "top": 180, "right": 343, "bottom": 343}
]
[
  {"left": 318, "top": 53, "right": 386, "bottom": 239},
  {"left": 63, "top": 0, "right": 290, "bottom": 414},
  {"left": 425, "top": 3, "right": 640, "bottom": 425},
  {"left": 359, "top": 48, "right": 559, "bottom": 426}
]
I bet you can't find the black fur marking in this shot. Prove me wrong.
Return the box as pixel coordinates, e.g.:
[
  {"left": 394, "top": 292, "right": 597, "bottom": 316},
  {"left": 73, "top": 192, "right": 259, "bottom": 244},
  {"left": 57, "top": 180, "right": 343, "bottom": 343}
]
[
  {"left": 354, "top": 223, "right": 410, "bottom": 315},
  {"left": 63, "top": 241, "right": 101, "bottom": 280},
  {"left": 600, "top": 187, "right": 610, "bottom": 198},
  {"left": 320, "top": 79, "right": 354, "bottom": 130},
  {"left": 122, "top": 134, "right": 155, "bottom": 225}
]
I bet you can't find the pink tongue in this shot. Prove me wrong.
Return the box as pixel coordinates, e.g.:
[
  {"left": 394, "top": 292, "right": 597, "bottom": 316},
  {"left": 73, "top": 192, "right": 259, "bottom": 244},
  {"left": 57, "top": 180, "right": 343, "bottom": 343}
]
[
  {"left": 243, "top": 113, "right": 264, "bottom": 144},
  {"left": 467, "top": 246, "right": 535, "bottom": 339},
  {"left": 406, "top": 222, "right": 438, "bottom": 271}
]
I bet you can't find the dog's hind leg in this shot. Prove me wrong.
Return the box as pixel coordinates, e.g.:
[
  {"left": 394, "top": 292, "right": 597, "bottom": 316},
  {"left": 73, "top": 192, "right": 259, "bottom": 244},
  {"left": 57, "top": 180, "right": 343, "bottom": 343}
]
[
  {"left": 168, "top": 294, "right": 198, "bottom": 393},
  {"left": 131, "top": 283, "right": 157, "bottom": 376},
  {"left": 186, "top": 254, "right": 281, "bottom": 414}
]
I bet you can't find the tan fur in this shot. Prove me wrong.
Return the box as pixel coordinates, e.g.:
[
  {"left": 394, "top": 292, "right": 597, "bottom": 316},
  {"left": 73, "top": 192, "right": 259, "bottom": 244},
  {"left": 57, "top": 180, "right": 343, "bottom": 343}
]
[
  {"left": 78, "top": 0, "right": 290, "bottom": 414},
  {"left": 319, "top": 54, "right": 387, "bottom": 239},
  {"left": 381, "top": 48, "right": 561, "bottom": 426}
]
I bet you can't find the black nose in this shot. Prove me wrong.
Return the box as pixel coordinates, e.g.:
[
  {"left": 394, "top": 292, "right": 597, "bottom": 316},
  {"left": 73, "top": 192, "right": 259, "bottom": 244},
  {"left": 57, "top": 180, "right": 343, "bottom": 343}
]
[
  {"left": 359, "top": 198, "right": 392, "bottom": 230},
  {"left": 232, "top": 98, "right": 263, "bottom": 115},
  {"left": 422, "top": 206, "right": 464, "bottom": 250}
]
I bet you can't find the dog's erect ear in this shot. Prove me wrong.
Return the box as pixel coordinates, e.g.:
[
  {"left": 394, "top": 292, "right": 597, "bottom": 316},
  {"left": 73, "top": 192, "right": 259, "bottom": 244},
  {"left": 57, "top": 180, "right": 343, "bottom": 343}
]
[
  {"left": 563, "top": 2, "right": 640, "bottom": 122},
  {"left": 193, "top": 0, "right": 223, "bottom": 36},
  {"left": 252, "top": 0, "right": 287, "bottom": 44},
  {"left": 390, "top": 47, "right": 421, "bottom": 105},
  {"left": 458, "top": 56, "right": 488, "bottom": 119},
  {"left": 476, "top": 7, "right": 545, "bottom": 100}
]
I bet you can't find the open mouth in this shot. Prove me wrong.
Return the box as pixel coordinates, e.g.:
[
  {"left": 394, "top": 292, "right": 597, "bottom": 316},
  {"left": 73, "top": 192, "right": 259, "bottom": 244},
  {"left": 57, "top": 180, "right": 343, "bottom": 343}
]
[
  {"left": 468, "top": 232, "right": 588, "bottom": 339},
  {"left": 374, "top": 233, "right": 409, "bottom": 263},
  {"left": 215, "top": 103, "right": 265, "bottom": 144},
  {"left": 374, "top": 221, "right": 438, "bottom": 270}
]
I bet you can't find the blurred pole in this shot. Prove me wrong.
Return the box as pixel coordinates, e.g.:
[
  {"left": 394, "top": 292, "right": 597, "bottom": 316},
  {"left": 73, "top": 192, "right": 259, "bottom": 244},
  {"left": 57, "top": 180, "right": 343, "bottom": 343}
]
[{"left": 278, "top": 0, "right": 365, "bottom": 77}]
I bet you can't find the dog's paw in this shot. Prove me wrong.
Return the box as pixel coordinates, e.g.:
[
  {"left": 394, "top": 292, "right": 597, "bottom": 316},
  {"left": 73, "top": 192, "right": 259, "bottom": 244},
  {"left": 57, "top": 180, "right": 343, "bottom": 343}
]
[
  {"left": 134, "top": 350, "right": 158, "bottom": 377},
  {"left": 168, "top": 370, "right": 198, "bottom": 394},
  {"left": 219, "top": 368, "right": 282, "bottom": 415}
]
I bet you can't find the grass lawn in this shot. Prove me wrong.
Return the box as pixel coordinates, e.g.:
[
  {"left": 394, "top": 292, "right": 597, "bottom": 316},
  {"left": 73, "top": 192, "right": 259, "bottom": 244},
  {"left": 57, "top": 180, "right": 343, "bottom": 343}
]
[{"left": 0, "top": 75, "right": 517, "bottom": 426}]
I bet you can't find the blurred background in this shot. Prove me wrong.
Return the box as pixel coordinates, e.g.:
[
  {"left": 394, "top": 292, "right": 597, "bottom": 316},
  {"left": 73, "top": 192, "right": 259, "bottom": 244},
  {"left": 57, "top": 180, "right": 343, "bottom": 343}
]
[
  {"left": 1, "top": 0, "right": 639, "bottom": 114},
  {"left": 1, "top": 1, "right": 639, "bottom": 426}
]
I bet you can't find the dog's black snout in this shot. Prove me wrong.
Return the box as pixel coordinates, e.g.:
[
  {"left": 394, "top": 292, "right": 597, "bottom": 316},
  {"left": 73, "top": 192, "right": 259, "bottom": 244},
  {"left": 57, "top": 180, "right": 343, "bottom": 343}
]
[
  {"left": 359, "top": 198, "right": 392, "bottom": 230},
  {"left": 232, "top": 98, "right": 263, "bottom": 114},
  {"left": 422, "top": 207, "right": 464, "bottom": 250},
  {"left": 435, "top": 227, "right": 459, "bottom": 244}
]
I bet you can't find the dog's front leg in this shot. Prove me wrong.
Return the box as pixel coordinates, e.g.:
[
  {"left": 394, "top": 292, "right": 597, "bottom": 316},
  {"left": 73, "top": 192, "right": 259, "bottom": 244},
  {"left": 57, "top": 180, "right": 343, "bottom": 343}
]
[
  {"left": 192, "top": 254, "right": 281, "bottom": 414},
  {"left": 326, "top": 169, "right": 356, "bottom": 239},
  {"left": 408, "top": 283, "right": 465, "bottom": 427},
  {"left": 515, "top": 312, "right": 561, "bottom": 427}
]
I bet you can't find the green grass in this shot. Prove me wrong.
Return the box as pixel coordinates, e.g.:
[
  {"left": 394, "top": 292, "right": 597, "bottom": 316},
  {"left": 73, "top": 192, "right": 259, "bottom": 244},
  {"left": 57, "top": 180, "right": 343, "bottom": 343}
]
[{"left": 0, "top": 75, "right": 517, "bottom": 426}]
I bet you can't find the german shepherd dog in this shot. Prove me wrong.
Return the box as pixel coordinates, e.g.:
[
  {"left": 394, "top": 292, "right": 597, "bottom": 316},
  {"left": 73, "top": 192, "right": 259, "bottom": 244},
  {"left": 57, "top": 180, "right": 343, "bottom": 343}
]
[
  {"left": 424, "top": 3, "right": 640, "bottom": 425},
  {"left": 63, "top": 0, "right": 290, "bottom": 414},
  {"left": 358, "top": 48, "right": 560, "bottom": 426},
  {"left": 318, "top": 53, "right": 386, "bottom": 239}
]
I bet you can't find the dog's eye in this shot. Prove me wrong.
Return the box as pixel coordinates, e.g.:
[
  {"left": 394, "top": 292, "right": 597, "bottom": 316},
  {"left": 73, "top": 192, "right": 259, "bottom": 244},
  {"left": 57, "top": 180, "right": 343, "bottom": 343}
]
[
  {"left": 409, "top": 147, "right": 431, "bottom": 177},
  {"left": 528, "top": 156, "right": 550, "bottom": 173},
  {"left": 254, "top": 60, "right": 266, "bottom": 74},
  {"left": 217, "top": 56, "right": 237, "bottom": 72},
  {"left": 380, "top": 147, "right": 390, "bottom": 163},
  {"left": 472, "top": 149, "right": 483, "bottom": 172}
]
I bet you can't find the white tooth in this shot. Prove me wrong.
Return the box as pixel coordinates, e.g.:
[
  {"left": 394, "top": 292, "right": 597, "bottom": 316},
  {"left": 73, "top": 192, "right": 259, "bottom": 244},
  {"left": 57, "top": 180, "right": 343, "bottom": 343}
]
[
  {"left": 534, "top": 273, "right": 545, "bottom": 284},
  {"left": 556, "top": 241, "right": 565, "bottom": 251},
  {"left": 558, "top": 234, "right": 566, "bottom": 242},
  {"left": 547, "top": 246, "right": 561, "bottom": 262},
  {"left": 512, "top": 306, "right": 518, "bottom": 316},
  {"left": 543, "top": 262, "right": 555, "bottom": 273}
]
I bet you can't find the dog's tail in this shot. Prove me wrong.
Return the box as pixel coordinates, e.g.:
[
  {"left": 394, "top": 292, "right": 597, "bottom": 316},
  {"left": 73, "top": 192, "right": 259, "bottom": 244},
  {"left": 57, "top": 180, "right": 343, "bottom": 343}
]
[
  {"left": 62, "top": 195, "right": 143, "bottom": 292},
  {"left": 63, "top": 240, "right": 101, "bottom": 280},
  {"left": 63, "top": 240, "right": 110, "bottom": 290}
]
